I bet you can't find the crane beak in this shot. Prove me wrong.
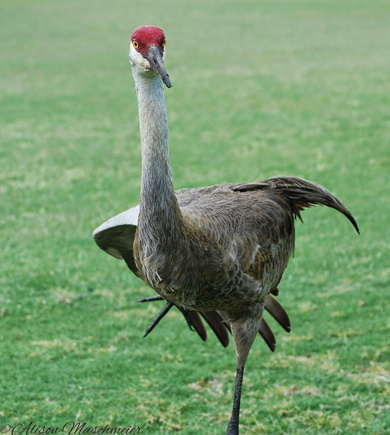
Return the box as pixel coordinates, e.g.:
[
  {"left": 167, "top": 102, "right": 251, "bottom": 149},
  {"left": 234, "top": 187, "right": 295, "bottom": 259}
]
[{"left": 145, "top": 45, "right": 172, "bottom": 88}]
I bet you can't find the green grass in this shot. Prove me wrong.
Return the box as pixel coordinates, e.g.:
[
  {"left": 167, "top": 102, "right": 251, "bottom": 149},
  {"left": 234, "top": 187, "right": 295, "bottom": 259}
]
[{"left": 1, "top": 0, "right": 389, "bottom": 433}]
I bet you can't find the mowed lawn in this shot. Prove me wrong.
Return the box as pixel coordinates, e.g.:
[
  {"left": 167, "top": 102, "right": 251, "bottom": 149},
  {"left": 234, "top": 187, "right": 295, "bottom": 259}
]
[{"left": 1, "top": 0, "right": 389, "bottom": 434}]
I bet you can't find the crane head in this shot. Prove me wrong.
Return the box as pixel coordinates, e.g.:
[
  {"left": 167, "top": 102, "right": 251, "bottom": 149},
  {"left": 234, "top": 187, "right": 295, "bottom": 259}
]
[{"left": 129, "top": 25, "right": 171, "bottom": 88}]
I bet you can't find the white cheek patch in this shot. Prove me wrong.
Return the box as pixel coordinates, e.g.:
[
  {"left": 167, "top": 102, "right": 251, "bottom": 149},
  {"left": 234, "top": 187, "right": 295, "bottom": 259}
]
[
  {"left": 129, "top": 44, "right": 151, "bottom": 71},
  {"left": 140, "top": 57, "right": 151, "bottom": 70}
]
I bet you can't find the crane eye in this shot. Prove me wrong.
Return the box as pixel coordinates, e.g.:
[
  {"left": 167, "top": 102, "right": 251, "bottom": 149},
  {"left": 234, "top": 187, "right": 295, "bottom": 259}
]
[
  {"left": 162, "top": 39, "right": 167, "bottom": 47},
  {"left": 132, "top": 40, "right": 139, "bottom": 50}
]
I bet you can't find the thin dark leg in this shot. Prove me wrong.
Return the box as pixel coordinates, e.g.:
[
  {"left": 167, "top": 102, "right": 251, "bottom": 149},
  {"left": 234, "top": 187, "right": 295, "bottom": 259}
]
[
  {"left": 226, "top": 366, "right": 244, "bottom": 435},
  {"left": 142, "top": 301, "right": 174, "bottom": 338},
  {"left": 139, "top": 296, "right": 196, "bottom": 331},
  {"left": 138, "top": 295, "right": 164, "bottom": 303}
]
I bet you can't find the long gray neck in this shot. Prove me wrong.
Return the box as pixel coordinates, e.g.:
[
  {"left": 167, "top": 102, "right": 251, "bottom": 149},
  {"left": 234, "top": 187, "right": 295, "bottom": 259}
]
[{"left": 133, "top": 70, "right": 182, "bottom": 255}]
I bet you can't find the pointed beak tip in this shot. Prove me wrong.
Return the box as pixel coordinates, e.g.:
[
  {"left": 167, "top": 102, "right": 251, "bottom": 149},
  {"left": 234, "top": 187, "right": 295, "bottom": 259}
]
[{"left": 164, "top": 78, "right": 172, "bottom": 88}]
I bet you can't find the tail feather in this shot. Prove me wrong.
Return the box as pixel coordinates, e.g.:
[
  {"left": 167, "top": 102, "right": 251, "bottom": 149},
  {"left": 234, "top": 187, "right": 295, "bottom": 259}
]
[
  {"left": 200, "top": 311, "right": 230, "bottom": 348},
  {"left": 266, "top": 176, "right": 359, "bottom": 233},
  {"left": 234, "top": 176, "right": 359, "bottom": 233},
  {"left": 265, "top": 294, "right": 291, "bottom": 333},
  {"left": 139, "top": 296, "right": 291, "bottom": 351},
  {"left": 258, "top": 318, "right": 276, "bottom": 352},
  {"left": 183, "top": 310, "right": 208, "bottom": 341}
]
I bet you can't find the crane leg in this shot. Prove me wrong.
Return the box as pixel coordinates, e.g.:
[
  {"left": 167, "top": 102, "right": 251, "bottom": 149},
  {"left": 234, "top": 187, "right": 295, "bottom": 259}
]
[
  {"left": 226, "top": 302, "right": 264, "bottom": 434},
  {"left": 226, "top": 366, "right": 244, "bottom": 435},
  {"left": 138, "top": 295, "right": 196, "bottom": 331},
  {"left": 142, "top": 301, "right": 174, "bottom": 337},
  {"left": 138, "top": 295, "right": 164, "bottom": 302}
]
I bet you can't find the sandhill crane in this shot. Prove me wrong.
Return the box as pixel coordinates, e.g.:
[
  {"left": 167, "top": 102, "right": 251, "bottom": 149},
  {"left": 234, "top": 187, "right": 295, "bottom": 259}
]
[{"left": 93, "top": 25, "right": 359, "bottom": 435}]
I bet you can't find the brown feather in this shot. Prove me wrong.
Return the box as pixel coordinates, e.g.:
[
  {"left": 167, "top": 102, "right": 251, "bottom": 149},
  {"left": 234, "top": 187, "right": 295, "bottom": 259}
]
[
  {"left": 258, "top": 318, "right": 276, "bottom": 352},
  {"left": 233, "top": 177, "right": 359, "bottom": 233},
  {"left": 264, "top": 295, "right": 291, "bottom": 332},
  {"left": 200, "top": 311, "right": 230, "bottom": 348},
  {"left": 183, "top": 310, "right": 208, "bottom": 341}
]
